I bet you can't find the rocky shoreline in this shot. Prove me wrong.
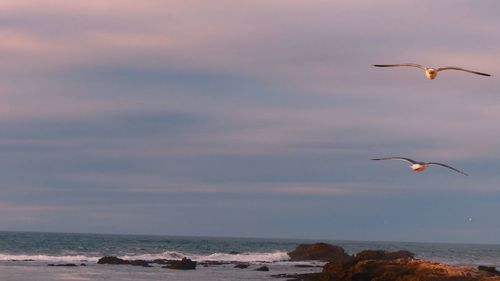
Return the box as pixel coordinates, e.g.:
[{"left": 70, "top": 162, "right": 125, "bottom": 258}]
[
  {"left": 92, "top": 242, "right": 500, "bottom": 280},
  {"left": 287, "top": 243, "right": 500, "bottom": 281}
]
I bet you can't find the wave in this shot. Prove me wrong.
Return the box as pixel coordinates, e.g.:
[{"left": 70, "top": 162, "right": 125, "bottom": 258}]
[
  {"left": 0, "top": 251, "right": 290, "bottom": 263},
  {"left": 0, "top": 253, "right": 100, "bottom": 262},
  {"left": 117, "top": 251, "right": 290, "bottom": 263}
]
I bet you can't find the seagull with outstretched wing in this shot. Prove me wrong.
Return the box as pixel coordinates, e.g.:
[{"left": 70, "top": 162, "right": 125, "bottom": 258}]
[
  {"left": 373, "top": 63, "right": 491, "bottom": 80},
  {"left": 372, "top": 157, "right": 468, "bottom": 176}
]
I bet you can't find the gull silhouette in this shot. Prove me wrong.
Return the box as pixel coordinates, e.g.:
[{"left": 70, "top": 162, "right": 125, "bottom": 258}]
[
  {"left": 373, "top": 63, "right": 491, "bottom": 80},
  {"left": 372, "top": 157, "right": 468, "bottom": 176}
]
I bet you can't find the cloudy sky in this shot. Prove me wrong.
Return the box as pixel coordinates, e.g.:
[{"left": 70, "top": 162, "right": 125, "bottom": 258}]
[{"left": 1, "top": 0, "right": 500, "bottom": 243}]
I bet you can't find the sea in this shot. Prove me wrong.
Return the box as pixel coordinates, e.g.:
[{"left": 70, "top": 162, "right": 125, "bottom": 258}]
[{"left": 1, "top": 231, "right": 500, "bottom": 281}]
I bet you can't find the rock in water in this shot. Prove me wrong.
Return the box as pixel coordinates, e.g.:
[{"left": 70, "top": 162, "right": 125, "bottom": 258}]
[
  {"left": 96, "top": 256, "right": 151, "bottom": 267},
  {"left": 128, "top": 260, "right": 152, "bottom": 267},
  {"left": 97, "top": 256, "right": 128, "bottom": 265},
  {"left": 234, "top": 263, "right": 250, "bottom": 269},
  {"left": 255, "top": 266, "right": 269, "bottom": 271},
  {"left": 163, "top": 257, "right": 197, "bottom": 270},
  {"left": 288, "top": 243, "right": 351, "bottom": 261},
  {"left": 478, "top": 265, "right": 500, "bottom": 274},
  {"left": 47, "top": 263, "right": 78, "bottom": 267}
]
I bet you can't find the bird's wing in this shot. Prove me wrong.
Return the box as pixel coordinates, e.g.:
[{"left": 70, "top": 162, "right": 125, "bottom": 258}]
[
  {"left": 373, "top": 63, "right": 425, "bottom": 70},
  {"left": 371, "top": 157, "right": 417, "bottom": 164},
  {"left": 427, "top": 162, "right": 468, "bottom": 176},
  {"left": 436, "top": 67, "right": 491, "bottom": 77}
]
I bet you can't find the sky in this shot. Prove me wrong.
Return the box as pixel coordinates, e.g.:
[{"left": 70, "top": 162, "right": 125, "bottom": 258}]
[{"left": 1, "top": 0, "right": 500, "bottom": 244}]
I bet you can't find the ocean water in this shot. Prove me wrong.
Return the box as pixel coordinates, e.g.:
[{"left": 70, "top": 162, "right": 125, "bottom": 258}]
[{"left": 0, "top": 231, "right": 500, "bottom": 281}]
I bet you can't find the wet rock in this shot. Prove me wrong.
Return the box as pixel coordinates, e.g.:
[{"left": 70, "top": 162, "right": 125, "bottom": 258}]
[
  {"left": 47, "top": 263, "right": 78, "bottom": 266},
  {"left": 255, "top": 265, "right": 269, "bottom": 271},
  {"left": 97, "top": 256, "right": 151, "bottom": 267},
  {"left": 128, "top": 260, "right": 152, "bottom": 267},
  {"left": 97, "top": 256, "right": 128, "bottom": 265},
  {"left": 80, "top": 263, "right": 86, "bottom": 266},
  {"left": 478, "top": 265, "right": 500, "bottom": 274},
  {"left": 288, "top": 243, "right": 351, "bottom": 261},
  {"left": 163, "top": 257, "right": 196, "bottom": 270},
  {"left": 321, "top": 255, "right": 500, "bottom": 281},
  {"left": 271, "top": 273, "right": 321, "bottom": 281},
  {"left": 355, "top": 249, "right": 414, "bottom": 261},
  {"left": 152, "top": 259, "right": 170, "bottom": 265},
  {"left": 294, "top": 264, "right": 322, "bottom": 268},
  {"left": 229, "top": 251, "right": 241, "bottom": 255},
  {"left": 198, "top": 260, "right": 229, "bottom": 267},
  {"left": 234, "top": 263, "right": 250, "bottom": 269},
  {"left": 320, "top": 257, "right": 356, "bottom": 281}
]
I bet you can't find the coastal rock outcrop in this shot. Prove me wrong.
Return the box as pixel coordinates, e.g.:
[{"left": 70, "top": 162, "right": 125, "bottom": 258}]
[
  {"left": 354, "top": 249, "right": 414, "bottom": 261},
  {"left": 97, "top": 256, "right": 128, "bottom": 265},
  {"left": 47, "top": 263, "right": 78, "bottom": 266},
  {"left": 234, "top": 263, "right": 250, "bottom": 269},
  {"left": 478, "top": 265, "right": 500, "bottom": 274},
  {"left": 255, "top": 265, "right": 269, "bottom": 271},
  {"left": 97, "top": 256, "right": 197, "bottom": 269},
  {"left": 97, "top": 256, "right": 152, "bottom": 267},
  {"left": 163, "top": 257, "right": 197, "bottom": 270},
  {"left": 320, "top": 253, "right": 500, "bottom": 281},
  {"left": 288, "top": 243, "right": 351, "bottom": 261}
]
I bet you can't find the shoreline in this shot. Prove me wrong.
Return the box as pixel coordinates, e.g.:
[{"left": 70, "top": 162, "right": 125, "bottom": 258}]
[{"left": 2, "top": 232, "right": 500, "bottom": 280}]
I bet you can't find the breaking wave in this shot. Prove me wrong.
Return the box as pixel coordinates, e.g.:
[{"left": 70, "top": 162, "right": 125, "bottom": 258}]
[{"left": 0, "top": 251, "right": 290, "bottom": 263}]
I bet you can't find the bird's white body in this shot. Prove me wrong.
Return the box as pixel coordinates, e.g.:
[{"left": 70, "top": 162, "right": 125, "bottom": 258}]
[
  {"left": 425, "top": 68, "right": 437, "bottom": 80},
  {"left": 411, "top": 163, "right": 428, "bottom": 172}
]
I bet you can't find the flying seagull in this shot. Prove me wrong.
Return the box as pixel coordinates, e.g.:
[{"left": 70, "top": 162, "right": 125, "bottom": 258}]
[
  {"left": 373, "top": 63, "right": 491, "bottom": 80},
  {"left": 371, "top": 157, "right": 468, "bottom": 176}
]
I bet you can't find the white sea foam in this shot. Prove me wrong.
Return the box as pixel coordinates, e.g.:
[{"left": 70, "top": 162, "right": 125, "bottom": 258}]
[
  {"left": 0, "top": 251, "right": 290, "bottom": 263},
  {"left": 190, "top": 251, "right": 290, "bottom": 262},
  {"left": 0, "top": 253, "right": 100, "bottom": 262},
  {"left": 119, "top": 251, "right": 184, "bottom": 261},
  {"left": 121, "top": 250, "right": 290, "bottom": 263}
]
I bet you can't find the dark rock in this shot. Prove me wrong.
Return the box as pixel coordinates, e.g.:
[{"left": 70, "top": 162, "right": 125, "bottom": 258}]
[
  {"left": 255, "top": 265, "right": 269, "bottom": 271},
  {"left": 229, "top": 251, "right": 241, "bottom": 255},
  {"left": 48, "top": 263, "right": 78, "bottom": 267},
  {"left": 128, "top": 260, "right": 152, "bottom": 267},
  {"left": 355, "top": 249, "right": 414, "bottom": 261},
  {"left": 320, "top": 256, "right": 500, "bottom": 281},
  {"left": 80, "top": 263, "right": 86, "bottom": 266},
  {"left": 97, "top": 256, "right": 128, "bottom": 265},
  {"left": 478, "top": 265, "right": 500, "bottom": 274},
  {"left": 163, "top": 257, "right": 196, "bottom": 270},
  {"left": 355, "top": 250, "right": 415, "bottom": 261},
  {"left": 294, "top": 264, "right": 322, "bottom": 268},
  {"left": 152, "top": 259, "right": 170, "bottom": 265},
  {"left": 320, "top": 257, "right": 357, "bottom": 281},
  {"left": 234, "top": 263, "right": 250, "bottom": 269},
  {"left": 271, "top": 273, "right": 321, "bottom": 281},
  {"left": 198, "top": 260, "right": 229, "bottom": 267},
  {"left": 288, "top": 243, "right": 351, "bottom": 261},
  {"left": 97, "top": 256, "right": 152, "bottom": 267}
]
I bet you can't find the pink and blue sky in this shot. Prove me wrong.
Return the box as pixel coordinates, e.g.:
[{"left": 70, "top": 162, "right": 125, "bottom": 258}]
[{"left": 1, "top": 0, "right": 500, "bottom": 243}]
